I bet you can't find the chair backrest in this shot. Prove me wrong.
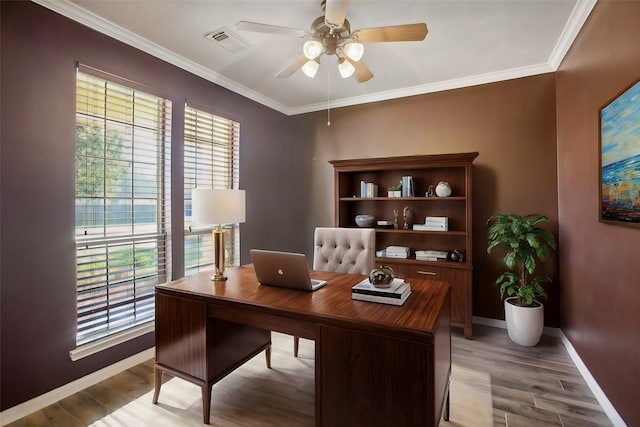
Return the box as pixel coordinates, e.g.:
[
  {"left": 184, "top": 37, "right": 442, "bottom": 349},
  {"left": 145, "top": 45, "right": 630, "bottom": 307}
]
[{"left": 312, "top": 227, "right": 375, "bottom": 275}]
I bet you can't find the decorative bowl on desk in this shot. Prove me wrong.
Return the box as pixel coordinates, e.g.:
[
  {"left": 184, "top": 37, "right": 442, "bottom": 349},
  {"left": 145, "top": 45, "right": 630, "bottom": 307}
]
[
  {"left": 369, "top": 266, "right": 395, "bottom": 288},
  {"left": 355, "top": 214, "right": 376, "bottom": 228}
]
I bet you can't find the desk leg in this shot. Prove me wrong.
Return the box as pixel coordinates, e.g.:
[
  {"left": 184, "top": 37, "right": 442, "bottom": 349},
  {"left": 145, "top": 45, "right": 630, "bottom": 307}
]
[
  {"left": 152, "top": 366, "right": 163, "bottom": 404},
  {"left": 265, "top": 343, "right": 272, "bottom": 368},
  {"left": 202, "top": 383, "right": 213, "bottom": 424}
]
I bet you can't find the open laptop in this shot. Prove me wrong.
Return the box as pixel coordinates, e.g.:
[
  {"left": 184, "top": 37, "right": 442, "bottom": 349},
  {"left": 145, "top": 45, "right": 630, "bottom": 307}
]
[{"left": 250, "top": 249, "right": 327, "bottom": 291}]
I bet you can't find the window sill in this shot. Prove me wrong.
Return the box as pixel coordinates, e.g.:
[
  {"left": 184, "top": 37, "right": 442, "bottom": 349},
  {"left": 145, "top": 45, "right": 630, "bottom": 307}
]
[{"left": 69, "top": 321, "right": 155, "bottom": 361}]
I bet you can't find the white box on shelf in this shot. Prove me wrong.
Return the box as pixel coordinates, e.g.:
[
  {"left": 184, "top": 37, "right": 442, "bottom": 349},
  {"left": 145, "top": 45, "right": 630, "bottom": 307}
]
[{"left": 424, "top": 216, "right": 448, "bottom": 231}]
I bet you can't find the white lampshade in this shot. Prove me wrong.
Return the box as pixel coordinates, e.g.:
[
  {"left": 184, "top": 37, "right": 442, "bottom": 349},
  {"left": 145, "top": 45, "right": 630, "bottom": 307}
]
[
  {"left": 301, "top": 59, "right": 320, "bottom": 78},
  {"left": 192, "top": 189, "right": 245, "bottom": 225},
  {"left": 343, "top": 42, "right": 364, "bottom": 62},
  {"left": 303, "top": 40, "right": 323, "bottom": 60},
  {"left": 338, "top": 58, "right": 355, "bottom": 78}
]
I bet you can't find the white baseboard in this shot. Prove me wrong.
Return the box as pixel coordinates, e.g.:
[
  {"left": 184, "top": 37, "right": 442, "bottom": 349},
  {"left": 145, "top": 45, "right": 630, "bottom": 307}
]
[
  {"left": 559, "top": 334, "right": 627, "bottom": 427},
  {"left": 472, "top": 317, "right": 627, "bottom": 427},
  {"left": 472, "top": 315, "right": 563, "bottom": 337},
  {"left": 0, "top": 348, "right": 155, "bottom": 426}
]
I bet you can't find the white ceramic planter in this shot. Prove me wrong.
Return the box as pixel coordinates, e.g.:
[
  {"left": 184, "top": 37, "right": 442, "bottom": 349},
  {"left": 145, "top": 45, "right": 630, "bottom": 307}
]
[{"left": 504, "top": 297, "right": 544, "bottom": 346}]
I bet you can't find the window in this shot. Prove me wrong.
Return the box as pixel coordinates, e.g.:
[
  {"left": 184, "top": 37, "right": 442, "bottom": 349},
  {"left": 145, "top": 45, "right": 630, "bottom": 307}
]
[
  {"left": 74, "top": 67, "right": 171, "bottom": 348},
  {"left": 184, "top": 105, "right": 240, "bottom": 276}
]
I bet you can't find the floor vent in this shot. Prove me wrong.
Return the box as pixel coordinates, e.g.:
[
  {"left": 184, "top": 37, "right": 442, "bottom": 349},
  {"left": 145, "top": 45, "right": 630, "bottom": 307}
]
[{"left": 205, "top": 27, "right": 250, "bottom": 53}]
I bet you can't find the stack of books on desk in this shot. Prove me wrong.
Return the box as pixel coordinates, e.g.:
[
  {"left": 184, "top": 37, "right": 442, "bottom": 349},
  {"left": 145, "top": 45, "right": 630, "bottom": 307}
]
[
  {"left": 415, "top": 250, "right": 448, "bottom": 261},
  {"left": 351, "top": 278, "right": 412, "bottom": 306},
  {"left": 380, "top": 245, "right": 410, "bottom": 259}
]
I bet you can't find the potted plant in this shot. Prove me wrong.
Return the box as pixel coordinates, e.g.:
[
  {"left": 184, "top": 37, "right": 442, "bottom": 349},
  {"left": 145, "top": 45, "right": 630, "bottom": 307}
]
[
  {"left": 487, "top": 213, "right": 557, "bottom": 346},
  {"left": 387, "top": 182, "right": 402, "bottom": 198}
]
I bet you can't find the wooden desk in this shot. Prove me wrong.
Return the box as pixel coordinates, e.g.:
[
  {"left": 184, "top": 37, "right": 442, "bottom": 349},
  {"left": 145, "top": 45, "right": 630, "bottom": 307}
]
[{"left": 153, "top": 264, "right": 451, "bottom": 426}]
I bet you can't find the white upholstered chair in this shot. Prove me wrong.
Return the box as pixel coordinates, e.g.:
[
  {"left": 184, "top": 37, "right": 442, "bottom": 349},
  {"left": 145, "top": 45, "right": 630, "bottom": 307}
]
[{"left": 293, "top": 227, "right": 376, "bottom": 356}]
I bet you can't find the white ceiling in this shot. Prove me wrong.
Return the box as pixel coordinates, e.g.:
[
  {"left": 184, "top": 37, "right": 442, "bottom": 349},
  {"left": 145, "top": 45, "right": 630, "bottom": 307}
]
[{"left": 35, "top": 0, "right": 595, "bottom": 115}]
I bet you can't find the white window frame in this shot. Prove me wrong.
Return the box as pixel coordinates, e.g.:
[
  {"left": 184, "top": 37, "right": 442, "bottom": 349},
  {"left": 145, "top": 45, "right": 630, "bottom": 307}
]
[
  {"left": 184, "top": 104, "right": 240, "bottom": 276},
  {"left": 72, "top": 66, "right": 171, "bottom": 359}
]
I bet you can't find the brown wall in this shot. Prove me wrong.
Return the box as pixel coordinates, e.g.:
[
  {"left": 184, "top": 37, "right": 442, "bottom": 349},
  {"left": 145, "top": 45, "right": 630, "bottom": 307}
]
[
  {"left": 5, "top": 0, "right": 637, "bottom": 422},
  {"left": 556, "top": 1, "right": 640, "bottom": 425},
  {"left": 296, "top": 75, "right": 560, "bottom": 325},
  {"left": 0, "top": 1, "right": 312, "bottom": 410}
]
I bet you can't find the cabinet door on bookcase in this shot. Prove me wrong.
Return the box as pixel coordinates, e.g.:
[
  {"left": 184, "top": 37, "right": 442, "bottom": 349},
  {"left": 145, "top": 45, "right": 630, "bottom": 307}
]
[{"left": 406, "top": 265, "right": 468, "bottom": 329}]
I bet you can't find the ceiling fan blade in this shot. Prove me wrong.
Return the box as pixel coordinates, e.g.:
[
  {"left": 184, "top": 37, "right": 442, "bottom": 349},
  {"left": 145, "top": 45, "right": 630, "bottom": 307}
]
[
  {"left": 324, "top": 0, "right": 350, "bottom": 27},
  {"left": 351, "top": 23, "right": 428, "bottom": 43},
  {"left": 236, "top": 21, "right": 310, "bottom": 38},
  {"left": 342, "top": 55, "right": 373, "bottom": 83},
  {"left": 352, "top": 60, "right": 373, "bottom": 83},
  {"left": 274, "top": 55, "right": 308, "bottom": 78}
]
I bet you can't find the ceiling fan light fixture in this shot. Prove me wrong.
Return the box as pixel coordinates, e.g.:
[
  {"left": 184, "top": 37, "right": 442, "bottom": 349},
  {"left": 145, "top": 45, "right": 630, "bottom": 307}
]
[
  {"left": 301, "top": 59, "right": 320, "bottom": 78},
  {"left": 303, "top": 40, "right": 323, "bottom": 59},
  {"left": 338, "top": 58, "right": 355, "bottom": 78},
  {"left": 343, "top": 42, "right": 364, "bottom": 62}
]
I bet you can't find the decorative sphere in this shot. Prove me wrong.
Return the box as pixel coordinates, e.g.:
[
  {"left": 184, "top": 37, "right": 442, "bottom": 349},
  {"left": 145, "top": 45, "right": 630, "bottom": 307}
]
[
  {"left": 355, "top": 214, "right": 375, "bottom": 228},
  {"left": 435, "top": 181, "right": 452, "bottom": 197},
  {"left": 369, "top": 266, "right": 395, "bottom": 288}
]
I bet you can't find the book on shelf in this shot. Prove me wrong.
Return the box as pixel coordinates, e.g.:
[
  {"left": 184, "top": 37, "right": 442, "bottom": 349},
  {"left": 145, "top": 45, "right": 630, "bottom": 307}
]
[
  {"left": 401, "top": 175, "right": 414, "bottom": 197},
  {"left": 386, "top": 245, "right": 410, "bottom": 253},
  {"left": 352, "top": 290, "right": 412, "bottom": 306},
  {"left": 360, "top": 180, "right": 378, "bottom": 198},
  {"left": 425, "top": 216, "right": 449, "bottom": 231},
  {"left": 415, "top": 250, "right": 448, "bottom": 261},
  {"left": 367, "top": 182, "right": 378, "bottom": 197},
  {"left": 376, "top": 249, "right": 408, "bottom": 258},
  {"left": 385, "top": 252, "right": 409, "bottom": 259},
  {"left": 382, "top": 245, "right": 410, "bottom": 258}
]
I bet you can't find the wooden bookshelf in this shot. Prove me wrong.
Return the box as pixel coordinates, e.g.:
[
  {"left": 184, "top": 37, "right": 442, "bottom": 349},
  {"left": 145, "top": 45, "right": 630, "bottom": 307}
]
[{"left": 329, "top": 152, "right": 478, "bottom": 338}]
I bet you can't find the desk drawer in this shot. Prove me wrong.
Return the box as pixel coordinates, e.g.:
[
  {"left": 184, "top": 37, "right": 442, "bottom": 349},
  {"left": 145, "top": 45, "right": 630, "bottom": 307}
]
[{"left": 208, "top": 302, "right": 316, "bottom": 339}]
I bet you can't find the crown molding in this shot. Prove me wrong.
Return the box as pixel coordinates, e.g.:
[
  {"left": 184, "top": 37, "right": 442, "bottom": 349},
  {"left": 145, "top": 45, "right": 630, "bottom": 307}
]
[
  {"left": 548, "top": 0, "right": 597, "bottom": 69},
  {"left": 290, "top": 63, "right": 555, "bottom": 115},
  {"left": 31, "top": 0, "right": 291, "bottom": 115},
  {"left": 32, "top": 0, "right": 593, "bottom": 117}
]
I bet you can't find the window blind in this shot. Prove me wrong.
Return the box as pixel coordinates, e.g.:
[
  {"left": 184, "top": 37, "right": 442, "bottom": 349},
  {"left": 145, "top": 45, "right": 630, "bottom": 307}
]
[
  {"left": 184, "top": 105, "right": 240, "bottom": 276},
  {"left": 75, "top": 68, "right": 171, "bottom": 346}
]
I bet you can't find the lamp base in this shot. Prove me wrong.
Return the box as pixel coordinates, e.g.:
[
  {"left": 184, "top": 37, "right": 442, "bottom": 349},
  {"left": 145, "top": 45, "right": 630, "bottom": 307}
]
[
  {"left": 211, "top": 227, "right": 227, "bottom": 281},
  {"left": 211, "top": 273, "right": 228, "bottom": 281}
]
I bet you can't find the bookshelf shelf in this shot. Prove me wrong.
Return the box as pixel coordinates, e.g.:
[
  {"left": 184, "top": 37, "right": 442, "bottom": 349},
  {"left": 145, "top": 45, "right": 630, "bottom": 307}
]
[{"left": 339, "top": 196, "right": 467, "bottom": 201}]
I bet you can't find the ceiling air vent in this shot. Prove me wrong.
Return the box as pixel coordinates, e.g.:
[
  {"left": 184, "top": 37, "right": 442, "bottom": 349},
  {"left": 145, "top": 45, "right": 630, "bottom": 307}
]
[{"left": 204, "top": 27, "right": 249, "bottom": 53}]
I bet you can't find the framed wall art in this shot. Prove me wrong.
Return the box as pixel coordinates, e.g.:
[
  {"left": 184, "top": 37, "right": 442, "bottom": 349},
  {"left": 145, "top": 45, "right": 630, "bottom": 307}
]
[{"left": 599, "top": 78, "right": 640, "bottom": 226}]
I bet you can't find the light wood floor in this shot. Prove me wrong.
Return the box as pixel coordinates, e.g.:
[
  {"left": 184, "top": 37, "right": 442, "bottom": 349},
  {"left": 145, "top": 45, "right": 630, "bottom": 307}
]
[{"left": 6, "top": 325, "right": 612, "bottom": 427}]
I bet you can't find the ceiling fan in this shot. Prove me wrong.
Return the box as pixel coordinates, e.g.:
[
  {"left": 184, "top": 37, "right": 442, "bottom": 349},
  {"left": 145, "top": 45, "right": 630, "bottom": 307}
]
[{"left": 236, "top": 0, "right": 428, "bottom": 83}]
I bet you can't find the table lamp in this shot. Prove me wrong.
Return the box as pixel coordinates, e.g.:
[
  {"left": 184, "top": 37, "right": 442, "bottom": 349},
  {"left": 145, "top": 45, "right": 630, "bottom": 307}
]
[{"left": 192, "top": 188, "right": 245, "bottom": 281}]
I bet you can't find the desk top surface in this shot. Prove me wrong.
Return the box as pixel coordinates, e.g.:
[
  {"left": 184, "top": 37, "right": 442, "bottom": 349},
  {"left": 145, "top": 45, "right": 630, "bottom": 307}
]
[{"left": 157, "top": 264, "right": 450, "bottom": 336}]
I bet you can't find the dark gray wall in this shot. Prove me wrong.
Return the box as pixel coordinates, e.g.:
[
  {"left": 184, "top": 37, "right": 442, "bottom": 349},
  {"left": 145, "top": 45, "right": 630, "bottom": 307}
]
[{"left": 0, "top": 1, "right": 312, "bottom": 410}]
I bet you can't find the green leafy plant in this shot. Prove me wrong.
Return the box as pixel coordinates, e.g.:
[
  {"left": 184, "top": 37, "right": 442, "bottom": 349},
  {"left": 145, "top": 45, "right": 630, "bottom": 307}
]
[
  {"left": 388, "top": 181, "right": 402, "bottom": 191},
  {"left": 487, "top": 214, "right": 557, "bottom": 307}
]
